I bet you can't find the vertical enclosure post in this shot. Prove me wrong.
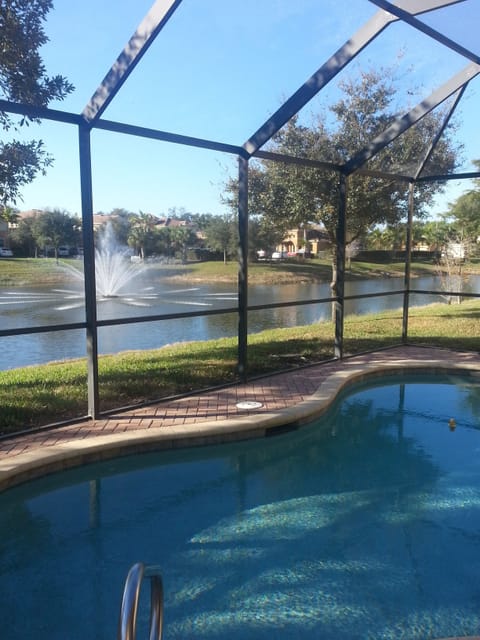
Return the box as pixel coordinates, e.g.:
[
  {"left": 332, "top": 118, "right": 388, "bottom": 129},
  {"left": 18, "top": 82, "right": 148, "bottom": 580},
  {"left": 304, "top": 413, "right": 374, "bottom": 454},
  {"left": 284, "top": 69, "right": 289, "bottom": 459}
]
[
  {"left": 79, "top": 124, "right": 100, "bottom": 418},
  {"left": 237, "top": 155, "right": 249, "bottom": 380},
  {"left": 402, "top": 181, "right": 414, "bottom": 342},
  {"left": 334, "top": 173, "right": 347, "bottom": 359}
]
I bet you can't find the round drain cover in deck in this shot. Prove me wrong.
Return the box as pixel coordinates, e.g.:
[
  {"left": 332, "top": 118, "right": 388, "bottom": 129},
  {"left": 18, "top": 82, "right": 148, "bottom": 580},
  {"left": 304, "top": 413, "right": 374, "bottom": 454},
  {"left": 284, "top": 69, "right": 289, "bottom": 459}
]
[{"left": 236, "top": 401, "right": 263, "bottom": 410}]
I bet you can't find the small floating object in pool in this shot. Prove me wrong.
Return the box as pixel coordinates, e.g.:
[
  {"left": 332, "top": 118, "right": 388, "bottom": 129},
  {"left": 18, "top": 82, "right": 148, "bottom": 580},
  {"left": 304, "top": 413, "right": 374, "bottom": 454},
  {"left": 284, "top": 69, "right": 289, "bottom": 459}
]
[{"left": 448, "top": 418, "right": 456, "bottom": 431}]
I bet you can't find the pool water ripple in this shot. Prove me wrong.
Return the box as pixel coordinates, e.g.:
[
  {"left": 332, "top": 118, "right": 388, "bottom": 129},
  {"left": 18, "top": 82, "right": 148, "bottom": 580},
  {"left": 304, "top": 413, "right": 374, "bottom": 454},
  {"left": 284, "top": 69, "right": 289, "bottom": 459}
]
[{"left": 1, "top": 374, "right": 480, "bottom": 640}]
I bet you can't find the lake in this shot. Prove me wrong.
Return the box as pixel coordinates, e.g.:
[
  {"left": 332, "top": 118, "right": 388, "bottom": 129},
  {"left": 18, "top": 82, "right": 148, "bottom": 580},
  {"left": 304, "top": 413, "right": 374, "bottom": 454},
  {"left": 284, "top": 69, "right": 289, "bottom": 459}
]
[{"left": 0, "top": 273, "right": 477, "bottom": 370}]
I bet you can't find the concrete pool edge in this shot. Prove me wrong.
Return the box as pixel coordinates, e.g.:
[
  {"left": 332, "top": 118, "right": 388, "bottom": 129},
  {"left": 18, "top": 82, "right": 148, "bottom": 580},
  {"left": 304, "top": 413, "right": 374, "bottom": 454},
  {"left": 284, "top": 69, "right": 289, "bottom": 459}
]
[{"left": 1, "top": 348, "right": 479, "bottom": 492}]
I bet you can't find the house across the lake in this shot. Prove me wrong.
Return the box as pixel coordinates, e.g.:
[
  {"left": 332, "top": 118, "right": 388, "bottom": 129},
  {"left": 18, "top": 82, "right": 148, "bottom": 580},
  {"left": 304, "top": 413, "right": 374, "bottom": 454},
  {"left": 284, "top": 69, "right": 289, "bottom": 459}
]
[{"left": 274, "top": 224, "right": 331, "bottom": 257}]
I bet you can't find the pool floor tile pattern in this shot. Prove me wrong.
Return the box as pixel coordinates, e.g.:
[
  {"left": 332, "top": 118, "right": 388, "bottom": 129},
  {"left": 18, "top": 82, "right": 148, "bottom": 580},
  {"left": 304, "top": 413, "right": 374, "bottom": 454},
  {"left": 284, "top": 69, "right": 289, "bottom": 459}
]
[{"left": 1, "top": 345, "right": 478, "bottom": 462}]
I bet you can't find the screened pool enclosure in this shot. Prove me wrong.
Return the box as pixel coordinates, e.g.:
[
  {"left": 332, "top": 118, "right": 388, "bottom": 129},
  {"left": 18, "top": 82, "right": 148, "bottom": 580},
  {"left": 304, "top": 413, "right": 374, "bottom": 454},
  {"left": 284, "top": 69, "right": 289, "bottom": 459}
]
[{"left": 1, "top": 0, "right": 480, "bottom": 426}]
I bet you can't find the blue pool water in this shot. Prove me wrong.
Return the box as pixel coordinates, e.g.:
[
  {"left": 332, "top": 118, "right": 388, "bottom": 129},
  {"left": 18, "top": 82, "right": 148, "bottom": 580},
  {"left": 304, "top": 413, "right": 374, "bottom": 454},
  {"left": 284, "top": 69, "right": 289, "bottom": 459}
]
[{"left": 1, "top": 374, "right": 480, "bottom": 640}]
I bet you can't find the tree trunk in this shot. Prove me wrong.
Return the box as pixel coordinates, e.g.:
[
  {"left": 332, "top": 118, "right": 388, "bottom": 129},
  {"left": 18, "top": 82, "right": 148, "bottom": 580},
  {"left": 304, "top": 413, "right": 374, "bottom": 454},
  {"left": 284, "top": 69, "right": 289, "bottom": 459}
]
[{"left": 330, "top": 244, "right": 338, "bottom": 322}]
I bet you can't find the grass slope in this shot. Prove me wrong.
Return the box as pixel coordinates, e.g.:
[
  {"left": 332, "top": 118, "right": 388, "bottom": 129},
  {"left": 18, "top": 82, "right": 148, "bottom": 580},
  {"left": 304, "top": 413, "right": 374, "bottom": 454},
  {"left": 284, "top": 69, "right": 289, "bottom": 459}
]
[{"left": 1, "top": 299, "right": 479, "bottom": 434}]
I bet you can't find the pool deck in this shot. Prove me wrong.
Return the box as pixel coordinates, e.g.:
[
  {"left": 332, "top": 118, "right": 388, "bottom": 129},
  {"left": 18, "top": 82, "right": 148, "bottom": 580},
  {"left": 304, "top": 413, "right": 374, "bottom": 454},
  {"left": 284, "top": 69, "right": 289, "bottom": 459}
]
[{"left": 1, "top": 344, "right": 480, "bottom": 492}]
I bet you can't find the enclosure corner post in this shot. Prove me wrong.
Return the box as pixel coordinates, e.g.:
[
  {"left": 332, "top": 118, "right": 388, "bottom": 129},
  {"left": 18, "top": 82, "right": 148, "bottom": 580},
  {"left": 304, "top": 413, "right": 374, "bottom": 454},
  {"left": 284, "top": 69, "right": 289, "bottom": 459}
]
[
  {"left": 402, "top": 180, "right": 414, "bottom": 343},
  {"left": 237, "top": 155, "right": 249, "bottom": 381},
  {"left": 79, "top": 123, "right": 100, "bottom": 418},
  {"left": 334, "top": 173, "right": 347, "bottom": 359}
]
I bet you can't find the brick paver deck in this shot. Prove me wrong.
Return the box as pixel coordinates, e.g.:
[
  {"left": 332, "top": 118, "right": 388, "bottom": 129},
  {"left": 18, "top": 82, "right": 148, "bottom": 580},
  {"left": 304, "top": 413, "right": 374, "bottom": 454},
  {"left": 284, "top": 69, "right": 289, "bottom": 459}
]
[{"left": 1, "top": 345, "right": 479, "bottom": 490}]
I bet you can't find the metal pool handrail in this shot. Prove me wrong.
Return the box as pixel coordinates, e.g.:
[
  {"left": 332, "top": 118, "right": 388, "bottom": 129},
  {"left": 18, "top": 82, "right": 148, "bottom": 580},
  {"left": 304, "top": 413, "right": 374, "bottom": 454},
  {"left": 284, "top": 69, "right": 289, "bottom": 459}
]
[{"left": 118, "top": 562, "right": 164, "bottom": 640}]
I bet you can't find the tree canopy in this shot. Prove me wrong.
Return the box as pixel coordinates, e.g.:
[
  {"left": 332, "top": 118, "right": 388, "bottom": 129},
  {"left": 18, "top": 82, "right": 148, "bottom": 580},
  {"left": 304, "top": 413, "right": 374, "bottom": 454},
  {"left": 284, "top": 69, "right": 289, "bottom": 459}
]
[
  {"left": 204, "top": 213, "right": 236, "bottom": 264},
  {"left": 225, "top": 66, "right": 461, "bottom": 274},
  {"left": 445, "top": 159, "right": 480, "bottom": 241},
  {"left": 31, "top": 208, "right": 80, "bottom": 258},
  {"left": 0, "top": 0, "right": 73, "bottom": 207}
]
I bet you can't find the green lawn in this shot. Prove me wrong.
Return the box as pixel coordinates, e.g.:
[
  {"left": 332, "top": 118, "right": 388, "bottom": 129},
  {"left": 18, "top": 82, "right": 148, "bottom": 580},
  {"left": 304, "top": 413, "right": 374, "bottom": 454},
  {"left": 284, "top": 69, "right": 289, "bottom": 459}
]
[
  {"left": 1, "top": 298, "right": 479, "bottom": 435},
  {"left": 0, "top": 257, "right": 82, "bottom": 286},
  {"left": 0, "top": 254, "right": 459, "bottom": 287}
]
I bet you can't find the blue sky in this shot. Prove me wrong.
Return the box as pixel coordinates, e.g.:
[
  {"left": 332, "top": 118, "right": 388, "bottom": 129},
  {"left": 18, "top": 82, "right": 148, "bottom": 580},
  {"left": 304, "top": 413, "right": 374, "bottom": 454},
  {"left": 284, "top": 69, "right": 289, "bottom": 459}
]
[{"left": 12, "top": 0, "right": 480, "bottom": 218}]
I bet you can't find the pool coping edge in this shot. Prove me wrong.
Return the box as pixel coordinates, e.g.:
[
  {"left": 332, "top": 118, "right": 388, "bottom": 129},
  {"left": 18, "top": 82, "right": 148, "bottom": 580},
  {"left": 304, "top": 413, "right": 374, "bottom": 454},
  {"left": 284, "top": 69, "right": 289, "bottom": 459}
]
[{"left": 1, "top": 356, "right": 478, "bottom": 492}]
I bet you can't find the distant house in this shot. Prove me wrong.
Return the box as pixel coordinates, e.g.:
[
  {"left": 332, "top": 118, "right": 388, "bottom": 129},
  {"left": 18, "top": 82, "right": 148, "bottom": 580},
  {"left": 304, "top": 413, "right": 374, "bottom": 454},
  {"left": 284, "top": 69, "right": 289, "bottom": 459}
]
[
  {"left": 275, "top": 224, "right": 330, "bottom": 257},
  {"left": 153, "top": 217, "right": 189, "bottom": 229},
  {"left": 412, "top": 235, "right": 432, "bottom": 252},
  {"left": 92, "top": 213, "right": 119, "bottom": 231}
]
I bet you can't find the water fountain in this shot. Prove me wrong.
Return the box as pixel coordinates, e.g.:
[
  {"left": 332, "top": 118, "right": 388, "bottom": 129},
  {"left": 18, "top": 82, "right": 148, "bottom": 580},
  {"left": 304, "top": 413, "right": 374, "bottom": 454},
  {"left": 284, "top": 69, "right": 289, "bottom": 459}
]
[
  {"left": 53, "top": 222, "right": 155, "bottom": 309},
  {"left": 0, "top": 224, "right": 237, "bottom": 369},
  {"left": 0, "top": 222, "right": 229, "bottom": 315},
  {"left": 87, "top": 224, "right": 224, "bottom": 308},
  {"left": 93, "top": 222, "right": 146, "bottom": 299}
]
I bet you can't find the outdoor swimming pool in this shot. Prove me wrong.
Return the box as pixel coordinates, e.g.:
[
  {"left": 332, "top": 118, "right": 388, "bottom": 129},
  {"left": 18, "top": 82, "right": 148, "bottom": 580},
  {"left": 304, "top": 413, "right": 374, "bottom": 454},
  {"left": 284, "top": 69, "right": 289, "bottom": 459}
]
[{"left": 1, "top": 373, "right": 480, "bottom": 640}]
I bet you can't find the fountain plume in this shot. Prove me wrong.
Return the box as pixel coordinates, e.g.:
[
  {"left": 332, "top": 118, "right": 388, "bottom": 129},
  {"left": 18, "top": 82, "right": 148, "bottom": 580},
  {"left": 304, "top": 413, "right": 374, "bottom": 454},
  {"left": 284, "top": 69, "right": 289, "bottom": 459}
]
[{"left": 95, "top": 223, "right": 144, "bottom": 298}]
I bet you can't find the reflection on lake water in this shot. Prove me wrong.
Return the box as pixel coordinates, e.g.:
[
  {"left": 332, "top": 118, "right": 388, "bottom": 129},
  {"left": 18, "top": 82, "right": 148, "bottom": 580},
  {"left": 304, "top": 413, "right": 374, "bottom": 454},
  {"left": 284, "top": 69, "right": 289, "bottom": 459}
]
[{"left": 1, "top": 274, "right": 478, "bottom": 370}]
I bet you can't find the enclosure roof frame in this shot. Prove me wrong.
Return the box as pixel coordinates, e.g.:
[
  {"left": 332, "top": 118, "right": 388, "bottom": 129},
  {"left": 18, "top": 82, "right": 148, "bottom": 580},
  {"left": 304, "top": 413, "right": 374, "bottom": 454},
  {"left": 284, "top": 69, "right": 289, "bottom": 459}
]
[
  {"left": 2, "top": 0, "right": 480, "bottom": 423},
  {"left": 241, "top": 0, "right": 472, "bottom": 164},
  {"left": 1, "top": 0, "right": 479, "bottom": 187},
  {"left": 81, "top": 0, "right": 184, "bottom": 126}
]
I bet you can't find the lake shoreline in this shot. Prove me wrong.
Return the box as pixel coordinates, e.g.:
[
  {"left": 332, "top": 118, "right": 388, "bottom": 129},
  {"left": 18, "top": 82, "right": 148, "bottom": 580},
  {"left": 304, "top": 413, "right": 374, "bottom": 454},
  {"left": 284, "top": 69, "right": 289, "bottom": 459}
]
[
  {"left": 1, "top": 256, "right": 478, "bottom": 288},
  {"left": 161, "top": 263, "right": 407, "bottom": 285}
]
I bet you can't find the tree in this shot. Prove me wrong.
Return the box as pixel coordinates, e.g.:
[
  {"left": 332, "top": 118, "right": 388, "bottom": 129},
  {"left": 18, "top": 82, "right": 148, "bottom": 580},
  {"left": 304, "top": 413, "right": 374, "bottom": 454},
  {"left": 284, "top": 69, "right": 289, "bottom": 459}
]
[
  {"left": 421, "top": 219, "right": 452, "bottom": 251},
  {"left": 31, "top": 209, "right": 80, "bottom": 260},
  {"left": 365, "top": 227, "right": 384, "bottom": 250},
  {"left": 9, "top": 213, "right": 36, "bottom": 256},
  {"left": 445, "top": 160, "right": 480, "bottom": 243},
  {"left": 436, "top": 232, "right": 471, "bottom": 305},
  {"left": 0, "top": 0, "right": 74, "bottom": 206},
  {"left": 0, "top": 204, "right": 19, "bottom": 248},
  {"left": 248, "top": 214, "right": 285, "bottom": 260},
  {"left": 225, "top": 66, "right": 460, "bottom": 291},
  {"left": 109, "top": 208, "right": 134, "bottom": 246},
  {"left": 189, "top": 212, "right": 217, "bottom": 231},
  {"left": 448, "top": 190, "right": 480, "bottom": 239},
  {"left": 168, "top": 225, "right": 198, "bottom": 263},
  {"left": 204, "top": 214, "right": 237, "bottom": 264},
  {"left": 127, "top": 211, "right": 156, "bottom": 259},
  {"left": 432, "top": 164, "right": 480, "bottom": 303},
  {"left": 381, "top": 224, "right": 406, "bottom": 258}
]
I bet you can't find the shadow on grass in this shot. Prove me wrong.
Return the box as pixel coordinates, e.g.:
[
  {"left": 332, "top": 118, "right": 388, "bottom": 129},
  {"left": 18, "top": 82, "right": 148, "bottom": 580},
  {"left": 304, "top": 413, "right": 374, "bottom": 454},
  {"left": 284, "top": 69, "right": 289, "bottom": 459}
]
[
  {"left": 96, "top": 337, "right": 336, "bottom": 412},
  {"left": 0, "top": 306, "right": 480, "bottom": 434},
  {"left": 410, "top": 307, "right": 480, "bottom": 319},
  {"left": 1, "top": 337, "right": 336, "bottom": 433}
]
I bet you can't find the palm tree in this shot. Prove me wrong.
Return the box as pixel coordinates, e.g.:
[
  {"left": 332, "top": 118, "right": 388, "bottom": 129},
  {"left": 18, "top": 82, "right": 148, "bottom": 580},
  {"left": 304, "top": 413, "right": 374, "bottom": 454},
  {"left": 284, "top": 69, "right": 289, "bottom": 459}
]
[
  {"left": 168, "top": 226, "right": 197, "bottom": 263},
  {"left": 128, "top": 211, "right": 156, "bottom": 259}
]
